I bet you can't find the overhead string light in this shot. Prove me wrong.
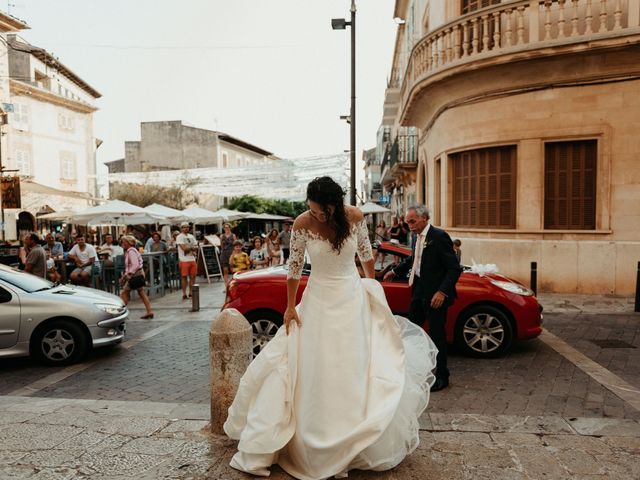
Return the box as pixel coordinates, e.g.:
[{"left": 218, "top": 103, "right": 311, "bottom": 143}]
[{"left": 107, "top": 154, "right": 350, "bottom": 201}]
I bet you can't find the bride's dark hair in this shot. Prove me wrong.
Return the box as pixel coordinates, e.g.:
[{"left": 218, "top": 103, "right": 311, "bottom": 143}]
[{"left": 306, "top": 176, "right": 350, "bottom": 253}]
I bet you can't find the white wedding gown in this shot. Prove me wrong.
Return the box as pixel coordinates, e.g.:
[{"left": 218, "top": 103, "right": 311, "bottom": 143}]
[{"left": 224, "top": 220, "right": 438, "bottom": 480}]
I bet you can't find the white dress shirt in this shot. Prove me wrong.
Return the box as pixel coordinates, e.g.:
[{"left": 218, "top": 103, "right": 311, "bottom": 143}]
[{"left": 409, "top": 224, "right": 430, "bottom": 286}]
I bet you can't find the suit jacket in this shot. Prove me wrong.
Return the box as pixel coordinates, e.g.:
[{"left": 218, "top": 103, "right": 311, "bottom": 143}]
[{"left": 393, "top": 225, "right": 462, "bottom": 303}]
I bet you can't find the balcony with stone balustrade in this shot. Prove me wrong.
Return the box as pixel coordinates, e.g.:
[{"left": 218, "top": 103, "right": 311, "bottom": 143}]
[{"left": 397, "top": 0, "right": 640, "bottom": 128}]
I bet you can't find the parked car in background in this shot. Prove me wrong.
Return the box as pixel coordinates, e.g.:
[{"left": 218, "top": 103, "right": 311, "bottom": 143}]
[
  {"left": 224, "top": 241, "right": 543, "bottom": 358},
  {"left": 0, "top": 264, "right": 127, "bottom": 366}
]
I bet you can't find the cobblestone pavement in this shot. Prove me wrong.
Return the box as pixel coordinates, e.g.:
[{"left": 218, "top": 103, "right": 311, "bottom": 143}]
[
  {"left": 1, "top": 396, "right": 639, "bottom": 480},
  {"left": 2, "top": 284, "right": 639, "bottom": 420},
  {"left": 2, "top": 282, "right": 640, "bottom": 478}
]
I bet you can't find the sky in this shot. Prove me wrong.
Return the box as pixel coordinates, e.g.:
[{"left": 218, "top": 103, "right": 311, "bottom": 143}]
[{"left": 9, "top": 0, "right": 398, "bottom": 190}]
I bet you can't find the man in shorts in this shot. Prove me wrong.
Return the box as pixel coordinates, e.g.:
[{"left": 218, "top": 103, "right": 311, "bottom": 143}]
[
  {"left": 68, "top": 235, "right": 97, "bottom": 286},
  {"left": 176, "top": 222, "right": 198, "bottom": 299}
]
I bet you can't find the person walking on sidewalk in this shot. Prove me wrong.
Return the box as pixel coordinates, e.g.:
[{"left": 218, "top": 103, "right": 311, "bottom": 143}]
[
  {"left": 176, "top": 222, "right": 198, "bottom": 300},
  {"left": 384, "top": 204, "right": 461, "bottom": 392},
  {"left": 219, "top": 223, "right": 236, "bottom": 287},
  {"left": 120, "top": 235, "right": 153, "bottom": 319}
]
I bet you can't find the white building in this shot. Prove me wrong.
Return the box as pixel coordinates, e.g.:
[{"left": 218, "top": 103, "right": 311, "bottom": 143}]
[
  {"left": 2, "top": 33, "right": 100, "bottom": 239},
  {"left": 0, "top": 12, "right": 28, "bottom": 241}
]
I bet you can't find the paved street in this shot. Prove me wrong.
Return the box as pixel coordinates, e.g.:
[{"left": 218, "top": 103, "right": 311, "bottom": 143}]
[{"left": 1, "top": 282, "right": 639, "bottom": 478}]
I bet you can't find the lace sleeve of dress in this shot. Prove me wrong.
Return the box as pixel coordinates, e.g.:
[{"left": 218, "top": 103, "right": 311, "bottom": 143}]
[
  {"left": 355, "top": 219, "right": 374, "bottom": 263},
  {"left": 287, "top": 228, "right": 307, "bottom": 280}
]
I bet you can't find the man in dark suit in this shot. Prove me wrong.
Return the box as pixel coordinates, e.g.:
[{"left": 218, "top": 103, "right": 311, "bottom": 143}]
[{"left": 384, "top": 205, "right": 461, "bottom": 392}]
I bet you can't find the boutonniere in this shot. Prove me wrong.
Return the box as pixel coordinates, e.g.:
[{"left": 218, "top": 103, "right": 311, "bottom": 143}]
[{"left": 423, "top": 240, "right": 433, "bottom": 249}]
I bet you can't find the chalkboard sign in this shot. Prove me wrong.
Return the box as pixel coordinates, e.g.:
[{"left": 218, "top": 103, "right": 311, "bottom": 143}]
[{"left": 199, "top": 244, "right": 222, "bottom": 283}]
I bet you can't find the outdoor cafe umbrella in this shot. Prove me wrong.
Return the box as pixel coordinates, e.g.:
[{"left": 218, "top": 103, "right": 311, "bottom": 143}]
[
  {"left": 38, "top": 210, "right": 78, "bottom": 222},
  {"left": 144, "top": 203, "right": 187, "bottom": 224},
  {"left": 240, "top": 212, "right": 292, "bottom": 221},
  {"left": 359, "top": 202, "right": 391, "bottom": 215},
  {"left": 180, "top": 206, "right": 222, "bottom": 225},
  {"left": 71, "top": 200, "right": 166, "bottom": 225},
  {"left": 181, "top": 207, "right": 250, "bottom": 224},
  {"left": 210, "top": 208, "right": 252, "bottom": 222}
]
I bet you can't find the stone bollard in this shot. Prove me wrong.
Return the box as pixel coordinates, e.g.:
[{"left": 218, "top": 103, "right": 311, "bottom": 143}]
[{"left": 209, "top": 308, "right": 253, "bottom": 434}]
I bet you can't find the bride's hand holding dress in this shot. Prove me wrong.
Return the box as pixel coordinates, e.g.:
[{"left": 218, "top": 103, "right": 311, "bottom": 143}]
[{"left": 284, "top": 306, "right": 301, "bottom": 335}]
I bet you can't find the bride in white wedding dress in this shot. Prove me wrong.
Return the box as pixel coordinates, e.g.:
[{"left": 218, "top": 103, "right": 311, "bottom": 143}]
[{"left": 224, "top": 177, "right": 438, "bottom": 480}]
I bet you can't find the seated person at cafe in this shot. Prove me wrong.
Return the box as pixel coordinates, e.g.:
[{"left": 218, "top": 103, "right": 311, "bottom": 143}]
[
  {"left": 145, "top": 232, "right": 167, "bottom": 253},
  {"left": 68, "top": 235, "right": 97, "bottom": 286},
  {"left": 230, "top": 240, "right": 251, "bottom": 274},
  {"left": 24, "top": 233, "right": 47, "bottom": 278},
  {"left": 44, "top": 233, "right": 64, "bottom": 259},
  {"left": 43, "top": 233, "right": 64, "bottom": 283},
  {"left": 55, "top": 233, "right": 70, "bottom": 252},
  {"left": 46, "top": 257, "right": 61, "bottom": 283},
  {"left": 99, "top": 233, "right": 124, "bottom": 266}
]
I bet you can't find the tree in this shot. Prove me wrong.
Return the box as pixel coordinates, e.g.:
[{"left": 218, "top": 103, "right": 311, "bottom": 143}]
[
  {"left": 228, "top": 195, "right": 306, "bottom": 217},
  {"left": 109, "top": 174, "right": 200, "bottom": 210}
]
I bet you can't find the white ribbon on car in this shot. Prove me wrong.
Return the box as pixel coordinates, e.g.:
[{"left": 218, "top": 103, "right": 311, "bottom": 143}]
[{"left": 468, "top": 259, "right": 499, "bottom": 276}]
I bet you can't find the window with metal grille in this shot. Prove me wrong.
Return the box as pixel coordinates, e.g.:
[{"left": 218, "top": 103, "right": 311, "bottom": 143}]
[
  {"left": 461, "top": 0, "right": 502, "bottom": 14},
  {"left": 452, "top": 145, "right": 516, "bottom": 228},
  {"left": 544, "top": 140, "right": 597, "bottom": 230}
]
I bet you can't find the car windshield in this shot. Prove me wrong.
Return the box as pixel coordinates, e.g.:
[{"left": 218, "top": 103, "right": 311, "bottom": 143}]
[{"left": 0, "top": 266, "right": 54, "bottom": 293}]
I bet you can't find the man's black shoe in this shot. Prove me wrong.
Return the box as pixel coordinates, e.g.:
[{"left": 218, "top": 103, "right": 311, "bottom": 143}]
[{"left": 430, "top": 378, "right": 449, "bottom": 392}]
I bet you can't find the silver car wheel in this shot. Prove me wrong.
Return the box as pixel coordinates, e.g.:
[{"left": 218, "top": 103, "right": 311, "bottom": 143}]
[
  {"left": 41, "top": 328, "right": 75, "bottom": 361},
  {"left": 251, "top": 319, "right": 279, "bottom": 356},
  {"left": 462, "top": 313, "right": 505, "bottom": 354}
]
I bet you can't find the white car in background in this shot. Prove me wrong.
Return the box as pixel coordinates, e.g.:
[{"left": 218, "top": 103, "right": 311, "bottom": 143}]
[{"left": 0, "top": 264, "right": 127, "bottom": 366}]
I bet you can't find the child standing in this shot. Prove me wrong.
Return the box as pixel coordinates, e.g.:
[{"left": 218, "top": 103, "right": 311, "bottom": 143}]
[{"left": 230, "top": 240, "right": 251, "bottom": 274}]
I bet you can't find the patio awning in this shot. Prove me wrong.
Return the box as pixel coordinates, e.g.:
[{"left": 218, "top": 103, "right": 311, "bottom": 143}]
[
  {"left": 359, "top": 202, "right": 391, "bottom": 214},
  {"left": 72, "top": 200, "right": 166, "bottom": 225},
  {"left": 242, "top": 213, "right": 293, "bottom": 221}
]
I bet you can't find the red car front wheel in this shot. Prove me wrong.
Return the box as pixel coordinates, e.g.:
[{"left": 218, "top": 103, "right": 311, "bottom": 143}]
[{"left": 455, "top": 305, "right": 514, "bottom": 358}]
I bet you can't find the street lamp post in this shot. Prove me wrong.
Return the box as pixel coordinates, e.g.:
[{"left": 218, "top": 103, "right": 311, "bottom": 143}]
[{"left": 332, "top": 0, "right": 357, "bottom": 206}]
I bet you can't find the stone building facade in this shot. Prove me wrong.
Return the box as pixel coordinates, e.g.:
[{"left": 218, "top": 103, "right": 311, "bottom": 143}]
[
  {"left": 0, "top": 26, "right": 100, "bottom": 240},
  {"left": 379, "top": 0, "right": 640, "bottom": 295},
  {"left": 107, "top": 121, "right": 276, "bottom": 173}
]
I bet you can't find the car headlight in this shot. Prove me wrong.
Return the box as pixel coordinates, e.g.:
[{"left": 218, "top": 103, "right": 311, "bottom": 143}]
[
  {"left": 95, "top": 303, "right": 126, "bottom": 315},
  {"left": 490, "top": 280, "right": 534, "bottom": 296}
]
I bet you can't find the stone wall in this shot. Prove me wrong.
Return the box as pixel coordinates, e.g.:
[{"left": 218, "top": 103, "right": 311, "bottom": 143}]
[{"left": 421, "top": 79, "right": 640, "bottom": 295}]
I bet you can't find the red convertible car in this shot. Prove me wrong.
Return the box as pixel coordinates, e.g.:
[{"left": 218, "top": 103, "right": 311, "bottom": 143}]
[{"left": 223, "top": 241, "right": 543, "bottom": 358}]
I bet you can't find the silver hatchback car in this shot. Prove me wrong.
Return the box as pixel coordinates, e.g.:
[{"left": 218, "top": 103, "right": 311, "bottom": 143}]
[{"left": 0, "top": 264, "right": 127, "bottom": 366}]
